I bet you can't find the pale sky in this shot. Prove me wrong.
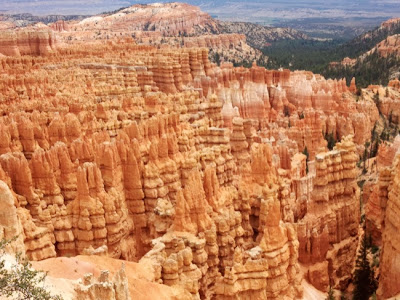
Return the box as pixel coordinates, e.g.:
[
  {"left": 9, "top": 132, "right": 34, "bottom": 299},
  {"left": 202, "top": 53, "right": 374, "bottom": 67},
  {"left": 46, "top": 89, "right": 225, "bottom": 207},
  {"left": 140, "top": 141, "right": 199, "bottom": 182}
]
[{"left": 0, "top": 0, "right": 399, "bottom": 17}]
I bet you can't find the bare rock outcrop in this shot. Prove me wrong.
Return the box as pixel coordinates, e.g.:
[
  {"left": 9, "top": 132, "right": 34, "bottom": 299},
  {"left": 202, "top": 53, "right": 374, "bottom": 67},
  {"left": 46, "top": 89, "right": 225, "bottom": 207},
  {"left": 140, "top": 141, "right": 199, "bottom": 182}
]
[
  {"left": 0, "top": 30, "right": 57, "bottom": 57},
  {"left": 75, "top": 264, "right": 131, "bottom": 300},
  {"left": 0, "top": 14, "right": 389, "bottom": 298},
  {"left": 298, "top": 136, "right": 360, "bottom": 291},
  {"left": 0, "top": 180, "right": 25, "bottom": 254},
  {"left": 377, "top": 154, "right": 400, "bottom": 299}
]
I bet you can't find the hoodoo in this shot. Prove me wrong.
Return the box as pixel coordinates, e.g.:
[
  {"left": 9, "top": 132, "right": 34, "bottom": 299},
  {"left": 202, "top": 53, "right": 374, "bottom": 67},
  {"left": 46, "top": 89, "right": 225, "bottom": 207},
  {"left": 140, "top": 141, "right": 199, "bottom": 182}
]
[{"left": 0, "top": 2, "right": 399, "bottom": 300}]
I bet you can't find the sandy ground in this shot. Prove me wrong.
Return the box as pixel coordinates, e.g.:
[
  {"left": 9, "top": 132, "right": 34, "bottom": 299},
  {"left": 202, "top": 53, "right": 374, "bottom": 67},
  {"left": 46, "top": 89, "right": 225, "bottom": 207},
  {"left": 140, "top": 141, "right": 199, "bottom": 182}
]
[
  {"left": 302, "top": 280, "right": 326, "bottom": 300},
  {"left": 32, "top": 255, "right": 182, "bottom": 300},
  {"left": 6, "top": 254, "right": 334, "bottom": 300}
]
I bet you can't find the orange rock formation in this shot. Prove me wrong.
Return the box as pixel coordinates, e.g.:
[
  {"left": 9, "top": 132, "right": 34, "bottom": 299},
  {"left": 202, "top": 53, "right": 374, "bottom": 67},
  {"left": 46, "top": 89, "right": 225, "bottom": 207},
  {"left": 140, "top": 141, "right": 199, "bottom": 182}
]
[
  {"left": 377, "top": 154, "right": 400, "bottom": 299},
  {"left": 298, "top": 136, "right": 360, "bottom": 290},
  {"left": 0, "top": 30, "right": 57, "bottom": 56},
  {"left": 0, "top": 4, "right": 393, "bottom": 298}
]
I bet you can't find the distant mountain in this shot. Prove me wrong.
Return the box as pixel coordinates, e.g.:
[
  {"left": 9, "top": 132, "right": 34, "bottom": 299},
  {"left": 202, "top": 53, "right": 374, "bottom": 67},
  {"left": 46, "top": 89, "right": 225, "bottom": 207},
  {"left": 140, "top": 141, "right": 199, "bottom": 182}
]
[
  {"left": 92, "top": 2, "right": 220, "bottom": 36},
  {"left": 334, "top": 18, "right": 400, "bottom": 60},
  {"left": 324, "top": 18, "right": 400, "bottom": 87},
  {"left": 0, "top": 2, "right": 309, "bottom": 55},
  {"left": 59, "top": 3, "right": 310, "bottom": 67},
  {"left": 258, "top": 17, "right": 400, "bottom": 87},
  {"left": 217, "top": 21, "right": 309, "bottom": 49},
  {"left": 0, "top": 13, "right": 88, "bottom": 27},
  {"left": 35, "top": 3, "right": 267, "bottom": 66},
  {"left": 372, "top": 34, "right": 400, "bottom": 58},
  {"left": 2, "top": 0, "right": 399, "bottom": 39},
  {"left": 77, "top": 2, "right": 310, "bottom": 46}
]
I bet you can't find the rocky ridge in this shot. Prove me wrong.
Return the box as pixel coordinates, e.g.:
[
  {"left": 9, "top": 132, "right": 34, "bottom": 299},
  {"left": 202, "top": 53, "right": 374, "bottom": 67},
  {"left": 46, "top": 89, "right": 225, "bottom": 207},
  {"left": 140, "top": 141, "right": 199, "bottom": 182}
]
[
  {"left": 0, "top": 37, "right": 378, "bottom": 298},
  {"left": 330, "top": 18, "right": 400, "bottom": 81},
  {"left": 0, "top": 28, "right": 57, "bottom": 57},
  {"left": 0, "top": 3, "right": 310, "bottom": 66},
  {"left": 377, "top": 153, "right": 400, "bottom": 299},
  {"left": 370, "top": 34, "right": 400, "bottom": 58},
  {"left": 217, "top": 21, "right": 310, "bottom": 49},
  {"left": 0, "top": 3, "right": 398, "bottom": 300}
]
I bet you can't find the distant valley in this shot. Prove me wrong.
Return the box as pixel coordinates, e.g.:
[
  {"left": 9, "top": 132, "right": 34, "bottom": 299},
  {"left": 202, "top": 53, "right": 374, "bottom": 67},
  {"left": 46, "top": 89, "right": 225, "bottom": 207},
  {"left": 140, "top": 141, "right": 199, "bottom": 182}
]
[
  {"left": 1, "top": 0, "right": 400, "bottom": 40},
  {"left": 1, "top": 1, "right": 399, "bottom": 88},
  {"left": 261, "top": 18, "right": 400, "bottom": 87}
]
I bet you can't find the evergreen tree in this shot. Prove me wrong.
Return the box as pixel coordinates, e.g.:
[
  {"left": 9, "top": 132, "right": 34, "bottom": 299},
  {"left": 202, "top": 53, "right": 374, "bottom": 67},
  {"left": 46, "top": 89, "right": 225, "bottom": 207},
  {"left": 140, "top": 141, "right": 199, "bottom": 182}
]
[
  {"left": 352, "top": 235, "right": 377, "bottom": 300},
  {"left": 324, "top": 132, "right": 336, "bottom": 150},
  {"left": 341, "top": 291, "right": 348, "bottom": 300},
  {"left": 388, "top": 110, "right": 393, "bottom": 126},
  {"left": 371, "top": 123, "right": 378, "bottom": 142},
  {"left": 370, "top": 140, "right": 379, "bottom": 158},
  {"left": 326, "top": 285, "right": 335, "bottom": 300},
  {"left": 373, "top": 92, "right": 380, "bottom": 113},
  {"left": 214, "top": 52, "right": 221, "bottom": 66},
  {"left": 284, "top": 106, "right": 290, "bottom": 117},
  {"left": 0, "top": 238, "right": 62, "bottom": 300},
  {"left": 362, "top": 141, "right": 370, "bottom": 173},
  {"left": 302, "top": 146, "right": 309, "bottom": 174}
]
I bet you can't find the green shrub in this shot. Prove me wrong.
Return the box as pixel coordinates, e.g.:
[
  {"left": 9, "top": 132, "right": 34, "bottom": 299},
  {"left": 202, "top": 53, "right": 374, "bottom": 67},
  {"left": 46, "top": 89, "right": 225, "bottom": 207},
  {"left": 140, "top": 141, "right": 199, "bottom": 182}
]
[{"left": 0, "top": 238, "right": 62, "bottom": 300}]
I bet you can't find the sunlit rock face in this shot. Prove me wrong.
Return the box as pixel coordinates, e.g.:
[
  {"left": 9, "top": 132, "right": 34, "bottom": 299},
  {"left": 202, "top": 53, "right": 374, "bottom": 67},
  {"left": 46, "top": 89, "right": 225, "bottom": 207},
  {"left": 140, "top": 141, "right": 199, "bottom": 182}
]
[
  {"left": 0, "top": 3, "right": 395, "bottom": 299},
  {"left": 0, "top": 30, "right": 57, "bottom": 56},
  {"left": 297, "top": 136, "right": 360, "bottom": 291},
  {"left": 377, "top": 154, "right": 400, "bottom": 299}
]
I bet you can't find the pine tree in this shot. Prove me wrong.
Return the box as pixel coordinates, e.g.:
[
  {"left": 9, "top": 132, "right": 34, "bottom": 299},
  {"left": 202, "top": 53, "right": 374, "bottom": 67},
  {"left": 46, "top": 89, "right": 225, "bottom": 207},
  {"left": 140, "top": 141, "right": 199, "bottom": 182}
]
[
  {"left": 373, "top": 92, "right": 380, "bottom": 113},
  {"left": 388, "top": 110, "right": 393, "bottom": 126},
  {"left": 302, "top": 146, "right": 309, "bottom": 174},
  {"left": 284, "top": 105, "right": 290, "bottom": 117},
  {"left": 352, "top": 235, "right": 377, "bottom": 300},
  {"left": 326, "top": 285, "right": 335, "bottom": 300},
  {"left": 302, "top": 146, "right": 309, "bottom": 160},
  {"left": 324, "top": 132, "right": 336, "bottom": 150},
  {"left": 0, "top": 238, "right": 62, "bottom": 300},
  {"left": 362, "top": 141, "right": 370, "bottom": 173}
]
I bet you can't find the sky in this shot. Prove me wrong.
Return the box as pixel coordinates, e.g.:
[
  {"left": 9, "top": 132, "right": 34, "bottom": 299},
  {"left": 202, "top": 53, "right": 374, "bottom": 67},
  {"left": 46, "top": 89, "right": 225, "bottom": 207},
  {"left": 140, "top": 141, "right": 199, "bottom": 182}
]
[{"left": 0, "top": 0, "right": 399, "bottom": 20}]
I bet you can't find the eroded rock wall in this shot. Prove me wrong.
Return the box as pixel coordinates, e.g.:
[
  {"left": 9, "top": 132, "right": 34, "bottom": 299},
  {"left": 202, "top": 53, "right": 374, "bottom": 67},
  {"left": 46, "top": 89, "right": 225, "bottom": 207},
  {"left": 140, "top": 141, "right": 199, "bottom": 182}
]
[
  {"left": 377, "top": 154, "right": 400, "bottom": 299},
  {"left": 0, "top": 30, "right": 57, "bottom": 57},
  {"left": 0, "top": 34, "right": 378, "bottom": 299},
  {"left": 297, "top": 136, "right": 360, "bottom": 290}
]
